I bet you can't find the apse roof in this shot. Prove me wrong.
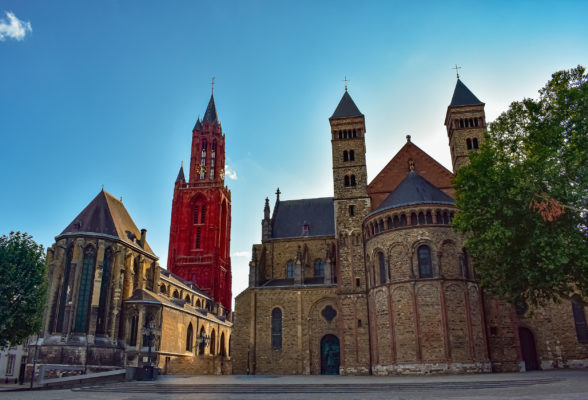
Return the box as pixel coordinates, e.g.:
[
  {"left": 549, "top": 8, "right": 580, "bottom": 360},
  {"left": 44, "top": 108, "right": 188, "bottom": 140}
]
[
  {"left": 271, "top": 197, "right": 335, "bottom": 239},
  {"left": 371, "top": 171, "right": 454, "bottom": 215},
  {"left": 59, "top": 189, "right": 155, "bottom": 255}
]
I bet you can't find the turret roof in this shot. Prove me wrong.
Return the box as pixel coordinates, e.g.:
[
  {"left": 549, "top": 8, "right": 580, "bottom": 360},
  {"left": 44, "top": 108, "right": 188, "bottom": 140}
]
[
  {"left": 203, "top": 94, "right": 219, "bottom": 124},
  {"left": 449, "top": 79, "right": 483, "bottom": 107},
  {"left": 330, "top": 91, "right": 363, "bottom": 119}
]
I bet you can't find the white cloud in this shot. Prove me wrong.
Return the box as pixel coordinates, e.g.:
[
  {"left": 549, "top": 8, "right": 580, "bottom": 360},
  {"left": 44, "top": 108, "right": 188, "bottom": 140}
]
[
  {"left": 225, "top": 165, "right": 238, "bottom": 180},
  {"left": 232, "top": 251, "right": 250, "bottom": 258},
  {"left": 0, "top": 11, "right": 32, "bottom": 41}
]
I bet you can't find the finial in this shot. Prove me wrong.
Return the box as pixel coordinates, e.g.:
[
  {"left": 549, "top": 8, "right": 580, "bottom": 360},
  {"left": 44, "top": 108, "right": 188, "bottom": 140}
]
[
  {"left": 211, "top": 76, "right": 215, "bottom": 94},
  {"left": 181, "top": 160, "right": 183, "bottom": 168},
  {"left": 342, "top": 76, "right": 350, "bottom": 92},
  {"left": 102, "top": 184, "right": 104, "bottom": 190},
  {"left": 276, "top": 187, "right": 281, "bottom": 201},
  {"left": 406, "top": 134, "right": 411, "bottom": 143},
  {"left": 453, "top": 64, "right": 461, "bottom": 79}
]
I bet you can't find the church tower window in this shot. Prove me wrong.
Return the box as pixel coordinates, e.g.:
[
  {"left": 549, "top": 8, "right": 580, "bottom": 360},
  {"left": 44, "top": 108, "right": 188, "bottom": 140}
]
[
  {"left": 473, "top": 138, "right": 479, "bottom": 149},
  {"left": 344, "top": 175, "right": 350, "bottom": 187},
  {"left": 418, "top": 245, "right": 433, "bottom": 278},
  {"left": 271, "top": 308, "right": 282, "bottom": 349},
  {"left": 349, "top": 150, "right": 355, "bottom": 161},
  {"left": 343, "top": 150, "right": 349, "bottom": 161},
  {"left": 350, "top": 175, "right": 356, "bottom": 186},
  {"left": 193, "top": 206, "right": 199, "bottom": 224},
  {"left": 201, "top": 205, "right": 206, "bottom": 223},
  {"left": 467, "top": 138, "right": 472, "bottom": 150}
]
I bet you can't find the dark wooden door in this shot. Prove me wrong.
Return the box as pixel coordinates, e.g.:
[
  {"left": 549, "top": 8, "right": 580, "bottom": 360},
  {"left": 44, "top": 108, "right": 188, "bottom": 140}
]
[
  {"left": 320, "top": 334, "right": 340, "bottom": 375},
  {"left": 519, "top": 327, "right": 539, "bottom": 371}
]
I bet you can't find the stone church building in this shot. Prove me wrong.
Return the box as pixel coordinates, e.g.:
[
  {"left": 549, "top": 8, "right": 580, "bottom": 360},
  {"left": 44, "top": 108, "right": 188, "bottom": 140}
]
[
  {"left": 28, "top": 95, "right": 233, "bottom": 378},
  {"left": 233, "top": 80, "right": 588, "bottom": 375}
]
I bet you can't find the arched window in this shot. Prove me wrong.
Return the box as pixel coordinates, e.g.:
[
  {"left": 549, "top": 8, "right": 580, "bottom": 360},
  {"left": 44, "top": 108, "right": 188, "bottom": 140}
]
[
  {"left": 400, "top": 214, "right": 407, "bottom": 226},
  {"left": 459, "top": 119, "right": 464, "bottom": 128},
  {"left": 393, "top": 215, "right": 400, "bottom": 228},
  {"left": 210, "top": 141, "right": 216, "bottom": 179},
  {"left": 196, "top": 227, "right": 201, "bottom": 248},
  {"left": 193, "top": 205, "right": 199, "bottom": 224},
  {"left": 96, "top": 247, "right": 113, "bottom": 335},
  {"left": 418, "top": 245, "right": 433, "bottom": 278},
  {"left": 196, "top": 299, "right": 201, "bottom": 308},
  {"left": 466, "top": 138, "right": 472, "bottom": 149},
  {"left": 349, "top": 150, "right": 355, "bottom": 161},
  {"left": 271, "top": 308, "right": 282, "bottom": 349},
  {"left": 410, "top": 212, "right": 417, "bottom": 226},
  {"left": 160, "top": 284, "right": 167, "bottom": 294},
  {"left": 473, "top": 138, "right": 479, "bottom": 149},
  {"left": 418, "top": 212, "right": 425, "bottom": 225},
  {"left": 379, "top": 219, "right": 385, "bottom": 232},
  {"left": 210, "top": 329, "right": 216, "bottom": 355},
  {"left": 220, "top": 332, "right": 227, "bottom": 357},
  {"left": 186, "top": 323, "right": 194, "bottom": 351},
  {"left": 443, "top": 211, "right": 450, "bottom": 224},
  {"left": 350, "top": 175, "right": 356, "bottom": 186},
  {"left": 129, "top": 315, "right": 138, "bottom": 346},
  {"left": 344, "top": 175, "right": 350, "bottom": 187},
  {"left": 460, "top": 248, "right": 470, "bottom": 279},
  {"left": 185, "top": 294, "right": 191, "bottom": 304},
  {"left": 353, "top": 129, "right": 357, "bottom": 137},
  {"left": 173, "top": 289, "right": 180, "bottom": 298},
  {"left": 343, "top": 150, "right": 349, "bottom": 161},
  {"left": 426, "top": 211, "right": 433, "bottom": 224},
  {"left": 572, "top": 298, "right": 588, "bottom": 342},
  {"left": 74, "top": 245, "right": 96, "bottom": 332},
  {"left": 436, "top": 211, "right": 442, "bottom": 224},
  {"left": 378, "top": 252, "right": 386, "bottom": 285},
  {"left": 286, "top": 261, "right": 295, "bottom": 278},
  {"left": 387, "top": 216, "right": 393, "bottom": 229},
  {"left": 474, "top": 118, "right": 479, "bottom": 127},
  {"left": 314, "top": 259, "right": 324, "bottom": 277},
  {"left": 201, "top": 205, "right": 206, "bottom": 223},
  {"left": 198, "top": 327, "right": 206, "bottom": 355}
]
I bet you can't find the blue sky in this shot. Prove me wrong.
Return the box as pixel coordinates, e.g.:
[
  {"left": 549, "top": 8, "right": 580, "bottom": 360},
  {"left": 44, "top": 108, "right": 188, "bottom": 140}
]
[{"left": 1, "top": 1, "right": 587, "bottom": 305}]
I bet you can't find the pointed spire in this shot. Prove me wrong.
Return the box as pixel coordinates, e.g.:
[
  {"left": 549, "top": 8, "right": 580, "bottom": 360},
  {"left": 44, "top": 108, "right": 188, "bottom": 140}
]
[
  {"left": 193, "top": 116, "right": 202, "bottom": 131},
  {"left": 264, "top": 197, "right": 270, "bottom": 219},
  {"left": 330, "top": 91, "right": 363, "bottom": 119},
  {"left": 449, "top": 79, "right": 483, "bottom": 107},
  {"left": 203, "top": 94, "right": 219, "bottom": 124},
  {"left": 176, "top": 162, "right": 185, "bottom": 183}
]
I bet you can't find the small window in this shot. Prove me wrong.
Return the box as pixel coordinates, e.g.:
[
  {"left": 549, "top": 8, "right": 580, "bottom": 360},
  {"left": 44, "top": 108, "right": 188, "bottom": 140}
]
[
  {"left": 418, "top": 245, "right": 433, "bottom": 278},
  {"left": 287, "top": 261, "right": 295, "bottom": 278},
  {"left": 349, "top": 205, "right": 355, "bottom": 216},
  {"left": 349, "top": 150, "right": 355, "bottom": 161},
  {"left": 436, "top": 211, "right": 443, "bottom": 224},
  {"left": 379, "top": 219, "right": 384, "bottom": 232},
  {"left": 473, "top": 138, "right": 479, "bottom": 149},
  {"left": 343, "top": 150, "right": 349, "bottom": 161},
  {"left": 410, "top": 212, "right": 417, "bottom": 226},
  {"left": 357, "top": 319, "right": 362, "bottom": 328},
  {"left": 443, "top": 211, "right": 450, "bottom": 224},
  {"left": 459, "top": 119, "right": 464, "bottom": 128},
  {"left": 466, "top": 138, "right": 472, "bottom": 150},
  {"left": 173, "top": 290, "right": 179, "bottom": 298},
  {"left": 196, "top": 227, "right": 201, "bottom": 248},
  {"left": 386, "top": 216, "right": 393, "bottom": 229},
  {"left": 193, "top": 206, "right": 199, "bottom": 224},
  {"left": 393, "top": 215, "right": 400, "bottom": 228},
  {"left": 426, "top": 211, "right": 433, "bottom": 224},
  {"left": 418, "top": 212, "right": 425, "bottom": 225},
  {"left": 344, "top": 175, "right": 350, "bottom": 187},
  {"left": 400, "top": 214, "right": 407, "bottom": 226},
  {"left": 355, "top": 277, "right": 361, "bottom": 287},
  {"left": 198, "top": 327, "right": 206, "bottom": 355},
  {"left": 160, "top": 284, "right": 167, "bottom": 294},
  {"left": 196, "top": 299, "right": 201, "bottom": 308},
  {"left": 272, "top": 308, "right": 282, "bottom": 349},
  {"left": 314, "top": 259, "right": 324, "bottom": 277},
  {"left": 378, "top": 252, "right": 386, "bottom": 285},
  {"left": 350, "top": 175, "right": 356, "bottom": 186},
  {"left": 201, "top": 205, "right": 206, "bottom": 223}
]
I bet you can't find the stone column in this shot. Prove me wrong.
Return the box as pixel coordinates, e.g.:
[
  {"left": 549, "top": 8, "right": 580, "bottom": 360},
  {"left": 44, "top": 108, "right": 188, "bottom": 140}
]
[{"left": 123, "top": 252, "right": 135, "bottom": 300}]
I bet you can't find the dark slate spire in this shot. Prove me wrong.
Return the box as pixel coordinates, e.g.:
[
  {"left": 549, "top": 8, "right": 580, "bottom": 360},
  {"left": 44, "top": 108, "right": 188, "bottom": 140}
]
[
  {"left": 330, "top": 91, "right": 363, "bottom": 119},
  {"left": 449, "top": 79, "right": 483, "bottom": 107},
  {"left": 193, "top": 116, "right": 202, "bottom": 131},
  {"left": 373, "top": 171, "right": 454, "bottom": 213},
  {"left": 202, "top": 94, "right": 219, "bottom": 124},
  {"left": 176, "top": 162, "right": 185, "bottom": 183}
]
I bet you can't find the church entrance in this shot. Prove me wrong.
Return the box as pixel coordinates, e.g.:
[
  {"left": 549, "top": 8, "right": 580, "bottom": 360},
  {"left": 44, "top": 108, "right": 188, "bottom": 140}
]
[
  {"left": 320, "top": 334, "right": 340, "bottom": 375},
  {"left": 518, "top": 327, "right": 539, "bottom": 371}
]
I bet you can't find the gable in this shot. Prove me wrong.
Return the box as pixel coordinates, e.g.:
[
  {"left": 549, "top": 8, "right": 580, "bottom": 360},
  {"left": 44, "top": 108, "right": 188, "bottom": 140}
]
[{"left": 367, "top": 141, "right": 455, "bottom": 210}]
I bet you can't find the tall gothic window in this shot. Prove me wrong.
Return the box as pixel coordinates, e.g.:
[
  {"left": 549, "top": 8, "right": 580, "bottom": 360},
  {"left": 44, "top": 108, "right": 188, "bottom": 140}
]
[
  {"left": 56, "top": 246, "right": 73, "bottom": 333},
  {"left": 196, "top": 227, "right": 201, "bottom": 249},
  {"left": 201, "top": 205, "right": 206, "bottom": 223},
  {"left": 271, "top": 307, "right": 282, "bottom": 349},
  {"left": 193, "top": 205, "right": 199, "bottom": 224},
  {"left": 74, "top": 245, "right": 96, "bottom": 332},
  {"left": 418, "top": 245, "right": 433, "bottom": 278},
  {"left": 210, "top": 329, "right": 216, "bottom": 355},
  {"left": 286, "top": 261, "right": 295, "bottom": 278},
  {"left": 186, "top": 323, "right": 194, "bottom": 351},
  {"left": 129, "top": 315, "right": 138, "bottom": 346},
  {"left": 378, "top": 252, "right": 386, "bottom": 285},
  {"left": 572, "top": 299, "right": 588, "bottom": 343},
  {"left": 96, "top": 247, "right": 113, "bottom": 335},
  {"left": 314, "top": 259, "right": 324, "bottom": 277}
]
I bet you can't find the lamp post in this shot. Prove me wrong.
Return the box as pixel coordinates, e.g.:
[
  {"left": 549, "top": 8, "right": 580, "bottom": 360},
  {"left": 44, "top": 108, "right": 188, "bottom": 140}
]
[{"left": 29, "top": 333, "right": 43, "bottom": 390}]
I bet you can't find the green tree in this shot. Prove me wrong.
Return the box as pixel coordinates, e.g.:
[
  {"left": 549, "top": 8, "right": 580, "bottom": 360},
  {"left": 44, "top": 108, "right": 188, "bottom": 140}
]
[
  {"left": 453, "top": 66, "right": 588, "bottom": 306},
  {"left": 0, "top": 231, "right": 47, "bottom": 347}
]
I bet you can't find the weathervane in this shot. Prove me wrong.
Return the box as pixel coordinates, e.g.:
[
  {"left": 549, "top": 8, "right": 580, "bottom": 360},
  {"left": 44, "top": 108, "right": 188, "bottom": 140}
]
[
  {"left": 453, "top": 64, "right": 461, "bottom": 79},
  {"left": 342, "top": 76, "right": 350, "bottom": 91},
  {"left": 211, "top": 76, "right": 215, "bottom": 94}
]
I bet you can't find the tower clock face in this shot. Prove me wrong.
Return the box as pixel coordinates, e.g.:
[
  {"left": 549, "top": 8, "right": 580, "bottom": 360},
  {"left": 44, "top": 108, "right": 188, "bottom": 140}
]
[{"left": 198, "top": 165, "right": 206, "bottom": 175}]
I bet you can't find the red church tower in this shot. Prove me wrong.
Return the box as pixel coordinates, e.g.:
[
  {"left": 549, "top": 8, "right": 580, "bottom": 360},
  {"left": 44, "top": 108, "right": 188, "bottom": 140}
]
[{"left": 168, "top": 93, "right": 232, "bottom": 311}]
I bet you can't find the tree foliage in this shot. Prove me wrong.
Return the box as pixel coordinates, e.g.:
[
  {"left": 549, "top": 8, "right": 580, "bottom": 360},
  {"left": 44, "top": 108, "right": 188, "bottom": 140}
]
[
  {"left": 453, "top": 66, "right": 588, "bottom": 306},
  {"left": 0, "top": 231, "right": 47, "bottom": 347}
]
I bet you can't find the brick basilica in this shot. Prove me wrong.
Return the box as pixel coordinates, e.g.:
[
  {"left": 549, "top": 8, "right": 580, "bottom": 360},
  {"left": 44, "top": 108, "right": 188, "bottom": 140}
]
[{"left": 233, "top": 79, "right": 588, "bottom": 375}]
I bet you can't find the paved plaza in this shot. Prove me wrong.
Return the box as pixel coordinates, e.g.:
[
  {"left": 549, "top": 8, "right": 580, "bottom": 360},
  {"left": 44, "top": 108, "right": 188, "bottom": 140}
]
[{"left": 1, "top": 370, "right": 588, "bottom": 400}]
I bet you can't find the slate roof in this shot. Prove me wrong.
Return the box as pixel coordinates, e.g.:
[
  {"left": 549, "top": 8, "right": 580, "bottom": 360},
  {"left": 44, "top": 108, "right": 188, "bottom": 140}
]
[
  {"left": 271, "top": 197, "right": 335, "bottom": 239},
  {"left": 449, "top": 79, "right": 483, "bottom": 107},
  {"left": 330, "top": 91, "right": 363, "bottom": 119},
  {"left": 202, "top": 94, "right": 219, "bottom": 124},
  {"left": 176, "top": 164, "right": 185, "bottom": 183},
  {"left": 60, "top": 189, "right": 155, "bottom": 255},
  {"left": 193, "top": 117, "right": 202, "bottom": 131},
  {"left": 372, "top": 171, "right": 454, "bottom": 214}
]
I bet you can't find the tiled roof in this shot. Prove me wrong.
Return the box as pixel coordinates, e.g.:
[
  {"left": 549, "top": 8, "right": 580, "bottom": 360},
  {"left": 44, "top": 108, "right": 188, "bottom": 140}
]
[
  {"left": 449, "top": 79, "right": 483, "bottom": 107},
  {"left": 271, "top": 197, "right": 335, "bottom": 239},
  {"left": 330, "top": 91, "right": 363, "bottom": 119}
]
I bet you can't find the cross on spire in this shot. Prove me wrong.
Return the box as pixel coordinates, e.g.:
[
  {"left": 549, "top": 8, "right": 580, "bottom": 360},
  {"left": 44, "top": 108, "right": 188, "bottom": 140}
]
[
  {"left": 453, "top": 64, "right": 461, "bottom": 79},
  {"left": 211, "top": 76, "right": 215, "bottom": 94},
  {"left": 342, "top": 76, "right": 350, "bottom": 91}
]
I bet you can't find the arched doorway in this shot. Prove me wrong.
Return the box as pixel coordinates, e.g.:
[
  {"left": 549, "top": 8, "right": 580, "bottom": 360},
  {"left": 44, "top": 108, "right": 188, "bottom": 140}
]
[
  {"left": 320, "top": 334, "right": 340, "bottom": 375},
  {"left": 519, "top": 327, "right": 539, "bottom": 371}
]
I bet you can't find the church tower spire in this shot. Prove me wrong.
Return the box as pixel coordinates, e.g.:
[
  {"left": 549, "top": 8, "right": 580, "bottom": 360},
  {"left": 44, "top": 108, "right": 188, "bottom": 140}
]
[
  {"left": 444, "top": 78, "right": 486, "bottom": 173},
  {"left": 329, "top": 88, "right": 371, "bottom": 374},
  {"left": 168, "top": 92, "right": 232, "bottom": 312}
]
